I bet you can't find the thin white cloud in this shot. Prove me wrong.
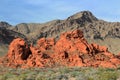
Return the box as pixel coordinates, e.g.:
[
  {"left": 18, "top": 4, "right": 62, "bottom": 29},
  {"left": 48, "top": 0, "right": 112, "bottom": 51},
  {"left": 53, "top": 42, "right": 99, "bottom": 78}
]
[
  {"left": 24, "top": 0, "right": 50, "bottom": 5},
  {"left": 24, "top": 0, "right": 80, "bottom": 12},
  {"left": 49, "top": 3, "right": 79, "bottom": 12}
]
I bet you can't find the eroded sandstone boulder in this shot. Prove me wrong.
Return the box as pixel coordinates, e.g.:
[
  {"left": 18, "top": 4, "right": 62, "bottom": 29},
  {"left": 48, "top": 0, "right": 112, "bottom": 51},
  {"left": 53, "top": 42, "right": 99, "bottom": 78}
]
[
  {"left": 0, "top": 38, "right": 31, "bottom": 68},
  {"left": 0, "top": 30, "right": 120, "bottom": 68}
]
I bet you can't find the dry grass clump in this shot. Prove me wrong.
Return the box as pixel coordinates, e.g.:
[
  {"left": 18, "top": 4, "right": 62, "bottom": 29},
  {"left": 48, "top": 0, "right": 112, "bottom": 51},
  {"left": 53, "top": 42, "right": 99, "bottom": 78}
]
[{"left": 0, "top": 45, "right": 8, "bottom": 56}]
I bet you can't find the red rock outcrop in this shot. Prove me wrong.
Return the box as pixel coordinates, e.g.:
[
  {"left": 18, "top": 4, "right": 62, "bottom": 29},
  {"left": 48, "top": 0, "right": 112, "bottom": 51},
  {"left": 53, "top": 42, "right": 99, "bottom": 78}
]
[
  {"left": 0, "top": 38, "right": 31, "bottom": 68},
  {"left": 0, "top": 30, "right": 120, "bottom": 68}
]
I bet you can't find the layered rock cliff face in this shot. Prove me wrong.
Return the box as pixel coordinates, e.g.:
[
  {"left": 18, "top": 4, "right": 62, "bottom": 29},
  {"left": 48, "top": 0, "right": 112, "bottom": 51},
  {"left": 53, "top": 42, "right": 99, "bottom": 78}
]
[{"left": 0, "top": 30, "right": 120, "bottom": 68}]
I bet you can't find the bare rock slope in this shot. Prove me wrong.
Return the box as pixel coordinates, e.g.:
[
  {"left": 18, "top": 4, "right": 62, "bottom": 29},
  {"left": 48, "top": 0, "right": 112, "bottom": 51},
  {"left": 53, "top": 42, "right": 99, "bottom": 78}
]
[
  {"left": 0, "top": 22, "right": 26, "bottom": 56},
  {"left": 10, "top": 11, "right": 120, "bottom": 53},
  {"left": 0, "top": 11, "right": 120, "bottom": 55}
]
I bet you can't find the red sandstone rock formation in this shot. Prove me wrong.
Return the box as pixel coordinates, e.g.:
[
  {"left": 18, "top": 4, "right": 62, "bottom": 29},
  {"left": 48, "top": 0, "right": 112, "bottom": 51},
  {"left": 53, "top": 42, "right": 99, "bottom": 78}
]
[
  {"left": 0, "top": 38, "right": 31, "bottom": 68},
  {"left": 0, "top": 30, "right": 120, "bottom": 68}
]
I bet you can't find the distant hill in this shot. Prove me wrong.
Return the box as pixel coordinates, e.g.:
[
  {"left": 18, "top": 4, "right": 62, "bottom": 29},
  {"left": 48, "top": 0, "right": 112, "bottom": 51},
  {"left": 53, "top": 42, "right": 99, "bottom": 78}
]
[
  {"left": 0, "top": 11, "right": 120, "bottom": 55},
  {"left": 0, "top": 23, "right": 26, "bottom": 56},
  {"left": 0, "top": 21, "right": 12, "bottom": 28},
  {"left": 10, "top": 11, "right": 120, "bottom": 40}
]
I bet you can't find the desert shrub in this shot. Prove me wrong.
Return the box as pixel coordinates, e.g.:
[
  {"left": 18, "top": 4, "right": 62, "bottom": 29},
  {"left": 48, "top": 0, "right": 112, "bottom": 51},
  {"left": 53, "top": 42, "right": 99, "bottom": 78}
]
[
  {"left": 0, "top": 67, "right": 120, "bottom": 80},
  {"left": 57, "top": 74, "right": 68, "bottom": 80}
]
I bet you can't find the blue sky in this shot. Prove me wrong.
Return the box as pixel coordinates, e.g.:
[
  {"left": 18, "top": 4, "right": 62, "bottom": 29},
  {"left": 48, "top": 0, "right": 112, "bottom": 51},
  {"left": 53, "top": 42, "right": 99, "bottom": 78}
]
[{"left": 0, "top": 0, "right": 120, "bottom": 25}]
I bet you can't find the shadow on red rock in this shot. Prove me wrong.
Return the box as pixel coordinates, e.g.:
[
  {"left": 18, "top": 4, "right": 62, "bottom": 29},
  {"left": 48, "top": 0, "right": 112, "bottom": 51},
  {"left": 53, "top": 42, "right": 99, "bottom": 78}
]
[{"left": 0, "top": 30, "right": 120, "bottom": 69}]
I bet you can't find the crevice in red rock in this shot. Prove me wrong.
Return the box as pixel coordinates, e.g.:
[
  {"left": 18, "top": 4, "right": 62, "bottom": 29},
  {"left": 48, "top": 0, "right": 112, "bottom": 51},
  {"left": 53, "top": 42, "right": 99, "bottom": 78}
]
[{"left": 0, "top": 29, "right": 120, "bottom": 69}]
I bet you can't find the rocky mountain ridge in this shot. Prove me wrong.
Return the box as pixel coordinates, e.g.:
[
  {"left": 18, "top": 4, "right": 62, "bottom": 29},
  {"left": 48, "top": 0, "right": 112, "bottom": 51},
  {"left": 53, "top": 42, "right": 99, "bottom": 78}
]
[
  {"left": 0, "top": 11, "right": 120, "bottom": 54},
  {"left": 9, "top": 11, "right": 120, "bottom": 40},
  {"left": 0, "top": 27, "right": 26, "bottom": 44}
]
